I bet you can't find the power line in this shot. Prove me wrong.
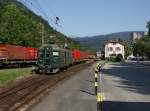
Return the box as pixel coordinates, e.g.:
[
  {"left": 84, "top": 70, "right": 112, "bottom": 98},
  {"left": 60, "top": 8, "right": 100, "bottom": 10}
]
[
  {"left": 21, "top": 0, "right": 54, "bottom": 26},
  {"left": 34, "top": 0, "right": 62, "bottom": 29},
  {"left": 34, "top": 0, "right": 54, "bottom": 23},
  {"left": 20, "top": 0, "right": 71, "bottom": 37}
]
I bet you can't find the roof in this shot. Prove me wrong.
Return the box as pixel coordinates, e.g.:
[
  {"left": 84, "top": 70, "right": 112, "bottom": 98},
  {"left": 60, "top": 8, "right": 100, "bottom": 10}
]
[{"left": 105, "top": 39, "right": 124, "bottom": 46}]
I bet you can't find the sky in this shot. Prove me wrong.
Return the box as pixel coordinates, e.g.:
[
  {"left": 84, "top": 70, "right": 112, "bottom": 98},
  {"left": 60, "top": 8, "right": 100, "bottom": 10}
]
[{"left": 20, "top": 0, "right": 150, "bottom": 37}]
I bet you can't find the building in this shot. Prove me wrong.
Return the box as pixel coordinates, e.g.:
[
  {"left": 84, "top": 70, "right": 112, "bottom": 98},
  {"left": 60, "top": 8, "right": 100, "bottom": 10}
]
[
  {"left": 144, "top": 32, "right": 148, "bottom": 36},
  {"left": 96, "top": 51, "right": 101, "bottom": 58},
  {"left": 131, "top": 32, "right": 142, "bottom": 42},
  {"left": 104, "top": 40, "right": 125, "bottom": 59},
  {"left": 147, "top": 21, "right": 150, "bottom": 35}
]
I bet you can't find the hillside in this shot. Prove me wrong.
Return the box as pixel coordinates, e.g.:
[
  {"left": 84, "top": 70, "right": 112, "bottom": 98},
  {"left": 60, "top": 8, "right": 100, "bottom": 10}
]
[
  {"left": 0, "top": 0, "right": 88, "bottom": 50},
  {"left": 74, "top": 31, "right": 144, "bottom": 50}
]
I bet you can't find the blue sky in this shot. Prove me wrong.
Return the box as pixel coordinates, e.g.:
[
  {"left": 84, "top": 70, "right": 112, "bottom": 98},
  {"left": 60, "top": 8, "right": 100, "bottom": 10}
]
[{"left": 20, "top": 0, "right": 150, "bottom": 37}]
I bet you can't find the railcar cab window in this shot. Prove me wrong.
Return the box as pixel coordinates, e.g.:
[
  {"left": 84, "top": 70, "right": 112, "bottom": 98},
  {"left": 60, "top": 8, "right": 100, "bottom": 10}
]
[
  {"left": 46, "top": 53, "right": 50, "bottom": 58},
  {"left": 39, "top": 49, "right": 44, "bottom": 58},
  {"left": 53, "top": 52, "right": 59, "bottom": 56}
]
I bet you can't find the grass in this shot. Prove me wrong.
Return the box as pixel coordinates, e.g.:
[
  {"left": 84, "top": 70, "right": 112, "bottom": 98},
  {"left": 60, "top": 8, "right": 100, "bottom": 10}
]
[{"left": 0, "top": 67, "right": 32, "bottom": 85}]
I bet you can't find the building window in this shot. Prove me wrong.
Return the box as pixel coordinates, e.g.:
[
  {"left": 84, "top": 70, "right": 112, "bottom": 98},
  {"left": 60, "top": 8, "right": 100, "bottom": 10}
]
[
  {"left": 116, "top": 47, "right": 121, "bottom": 51},
  {"left": 108, "top": 47, "right": 113, "bottom": 51}
]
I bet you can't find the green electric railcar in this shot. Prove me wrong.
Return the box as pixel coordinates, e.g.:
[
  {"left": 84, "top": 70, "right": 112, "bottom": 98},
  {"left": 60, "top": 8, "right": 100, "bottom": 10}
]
[{"left": 35, "top": 44, "right": 73, "bottom": 73}]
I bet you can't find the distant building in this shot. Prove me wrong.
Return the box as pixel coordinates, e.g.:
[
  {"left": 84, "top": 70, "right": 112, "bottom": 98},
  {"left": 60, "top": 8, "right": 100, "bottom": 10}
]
[
  {"left": 131, "top": 32, "right": 142, "bottom": 42},
  {"left": 147, "top": 21, "right": 150, "bottom": 35},
  {"left": 104, "top": 40, "right": 125, "bottom": 59},
  {"left": 96, "top": 51, "right": 101, "bottom": 58},
  {"left": 144, "top": 32, "right": 148, "bottom": 36}
]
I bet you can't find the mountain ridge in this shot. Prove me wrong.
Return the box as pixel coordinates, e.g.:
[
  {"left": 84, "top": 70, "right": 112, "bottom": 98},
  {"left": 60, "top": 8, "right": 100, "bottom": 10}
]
[
  {"left": 0, "top": 0, "right": 90, "bottom": 50},
  {"left": 74, "top": 31, "right": 144, "bottom": 50}
]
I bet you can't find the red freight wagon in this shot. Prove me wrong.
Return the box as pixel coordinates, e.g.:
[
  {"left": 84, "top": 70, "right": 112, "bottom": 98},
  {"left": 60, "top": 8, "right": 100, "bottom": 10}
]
[
  {"left": 72, "top": 50, "right": 81, "bottom": 61},
  {"left": 26, "top": 47, "right": 38, "bottom": 60},
  {"left": 80, "top": 51, "right": 89, "bottom": 60},
  {"left": 0, "top": 44, "right": 37, "bottom": 65},
  {"left": 72, "top": 50, "right": 89, "bottom": 63}
]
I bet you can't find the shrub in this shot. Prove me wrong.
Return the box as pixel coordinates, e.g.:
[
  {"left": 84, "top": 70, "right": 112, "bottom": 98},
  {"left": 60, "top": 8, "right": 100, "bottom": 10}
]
[{"left": 116, "top": 54, "right": 123, "bottom": 62}]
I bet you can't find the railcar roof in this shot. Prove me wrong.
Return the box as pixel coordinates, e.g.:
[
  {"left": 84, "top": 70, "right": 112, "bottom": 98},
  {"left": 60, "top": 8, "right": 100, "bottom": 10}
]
[{"left": 40, "top": 44, "right": 71, "bottom": 53}]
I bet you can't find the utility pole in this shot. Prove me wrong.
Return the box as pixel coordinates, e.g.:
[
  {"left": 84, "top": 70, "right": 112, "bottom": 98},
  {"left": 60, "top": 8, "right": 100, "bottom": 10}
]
[{"left": 41, "top": 23, "right": 44, "bottom": 46}]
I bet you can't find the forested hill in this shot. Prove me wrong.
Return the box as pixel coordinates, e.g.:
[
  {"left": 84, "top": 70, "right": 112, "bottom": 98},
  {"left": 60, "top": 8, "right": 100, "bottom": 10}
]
[
  {"left": 74, "top": 31, "right": 144, "bottom": 50},
  {"left": 0, "top": 0, "right": 89, "bottom": 50}
]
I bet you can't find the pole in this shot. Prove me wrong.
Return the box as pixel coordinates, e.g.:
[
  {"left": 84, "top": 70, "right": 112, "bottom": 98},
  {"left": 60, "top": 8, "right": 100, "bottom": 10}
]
[
  {"left": 95, "top": 63, "right": 103, "bottom": 111},
  {"left": 41, "top": 23, "right": 44, "bottom": 46}
]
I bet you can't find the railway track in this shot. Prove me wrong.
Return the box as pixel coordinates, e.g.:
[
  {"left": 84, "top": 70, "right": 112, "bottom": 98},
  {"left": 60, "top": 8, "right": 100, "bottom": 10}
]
[{"left": 0, "top": 61, "right": 94, "bottom": 111}]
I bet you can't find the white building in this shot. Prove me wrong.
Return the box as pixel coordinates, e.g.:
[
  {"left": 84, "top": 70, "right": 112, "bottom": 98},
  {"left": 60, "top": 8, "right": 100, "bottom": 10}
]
[
  {"left": 105, "top": 41, "right": 125, "bottom": 59},
  {"left": 96, "top": 51, "right": 101, "bottom": 58}
]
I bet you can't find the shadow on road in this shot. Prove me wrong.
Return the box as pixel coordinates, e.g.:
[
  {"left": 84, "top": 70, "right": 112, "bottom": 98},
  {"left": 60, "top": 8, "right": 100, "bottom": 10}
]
[
  {"left": 85, "top": 80, "right": 95, "bottom": 83},
  {"left": 80, "top": 89, "right": 95, "bottom": 96},
  {"left": 102, "top": 101, "right": 150, "bottom": 111},
  {"left": 101, "top": 62, "right": 150, "bottom": 95}
]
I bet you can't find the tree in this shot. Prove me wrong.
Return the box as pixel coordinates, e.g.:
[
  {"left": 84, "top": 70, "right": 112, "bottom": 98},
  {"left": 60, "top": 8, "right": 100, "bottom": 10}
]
[
  {"left": 0, "top": 0, "right": 90, "bottom": 51},
  {"left": 116, "top": 54, "right": 123, "bottom": 62},
  {"left": 147, "top": 21, "right": 150, "bottom": 36},
  {"left": 133, "top": 36, "right": 150, "bottom": 60}
]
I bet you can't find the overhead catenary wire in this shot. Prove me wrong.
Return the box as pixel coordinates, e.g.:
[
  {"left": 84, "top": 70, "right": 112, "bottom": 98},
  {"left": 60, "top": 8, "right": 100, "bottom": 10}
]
[
  {"left": 20, "top": 0, "right": 72, "bottom": 38},
  {"left": 34, "top": 0, "right": 54, "bottom": 23},
  {"left": 34, "top": 0, "right": 62, "bottom": 29},
  {"left": 34, "top": 0, "right": 65, "bottom": 31},
  {"left": 21, "top": 0, "right": 55, "bottom": 26}
]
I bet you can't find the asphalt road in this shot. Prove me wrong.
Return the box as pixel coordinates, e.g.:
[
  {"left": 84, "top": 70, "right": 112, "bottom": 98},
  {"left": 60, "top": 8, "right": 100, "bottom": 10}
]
[
  {"left": 101, "top": 62, "right": 150, "bottom": 111},
  {"left": 30, "top": 63, "right": 97, "bottom": 111}
]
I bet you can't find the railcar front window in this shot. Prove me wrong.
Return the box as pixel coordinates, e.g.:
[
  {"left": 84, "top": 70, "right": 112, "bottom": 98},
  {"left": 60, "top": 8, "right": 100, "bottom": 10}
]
[
  {"left": 53, "top": 52, "right": 59, "bottom": 56},
  {"left": 46, "top": 53, "right": 50, "bottom": 57}
]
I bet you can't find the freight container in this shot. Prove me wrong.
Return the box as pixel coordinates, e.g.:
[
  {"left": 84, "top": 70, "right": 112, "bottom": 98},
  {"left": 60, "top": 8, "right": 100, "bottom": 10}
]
[
  {"left": 26, "top": 47, "right": 38, "bottom": 60},
  {"left": 72, "top": 50, "right": 81, "bottom": 62},
  {"left": 0, "top": 44, "right": 37, "bottom": 65},
  {"left": 72, "top": 50, "right": 89, "bottom": 63}
]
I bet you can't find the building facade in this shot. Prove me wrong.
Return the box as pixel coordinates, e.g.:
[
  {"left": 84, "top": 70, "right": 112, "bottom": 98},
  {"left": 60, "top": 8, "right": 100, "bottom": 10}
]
[{"left": 105, "top": 41, "right": 125, "bottom": 59}]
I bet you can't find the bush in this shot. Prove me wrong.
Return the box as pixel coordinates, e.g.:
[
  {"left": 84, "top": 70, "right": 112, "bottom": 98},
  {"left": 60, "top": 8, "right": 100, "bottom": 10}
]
[
  {"left": 107, "top": 54, "right": 123, "bottom": 62},
  {"left": 116, "top": 54, "right": 123, "bottom": 62}
]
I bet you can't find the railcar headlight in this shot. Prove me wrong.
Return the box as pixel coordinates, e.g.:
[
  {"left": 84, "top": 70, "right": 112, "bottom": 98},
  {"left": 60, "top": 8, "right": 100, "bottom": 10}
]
[{"left": 32, "top": 66, "right": 37, "bottom": 70}]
